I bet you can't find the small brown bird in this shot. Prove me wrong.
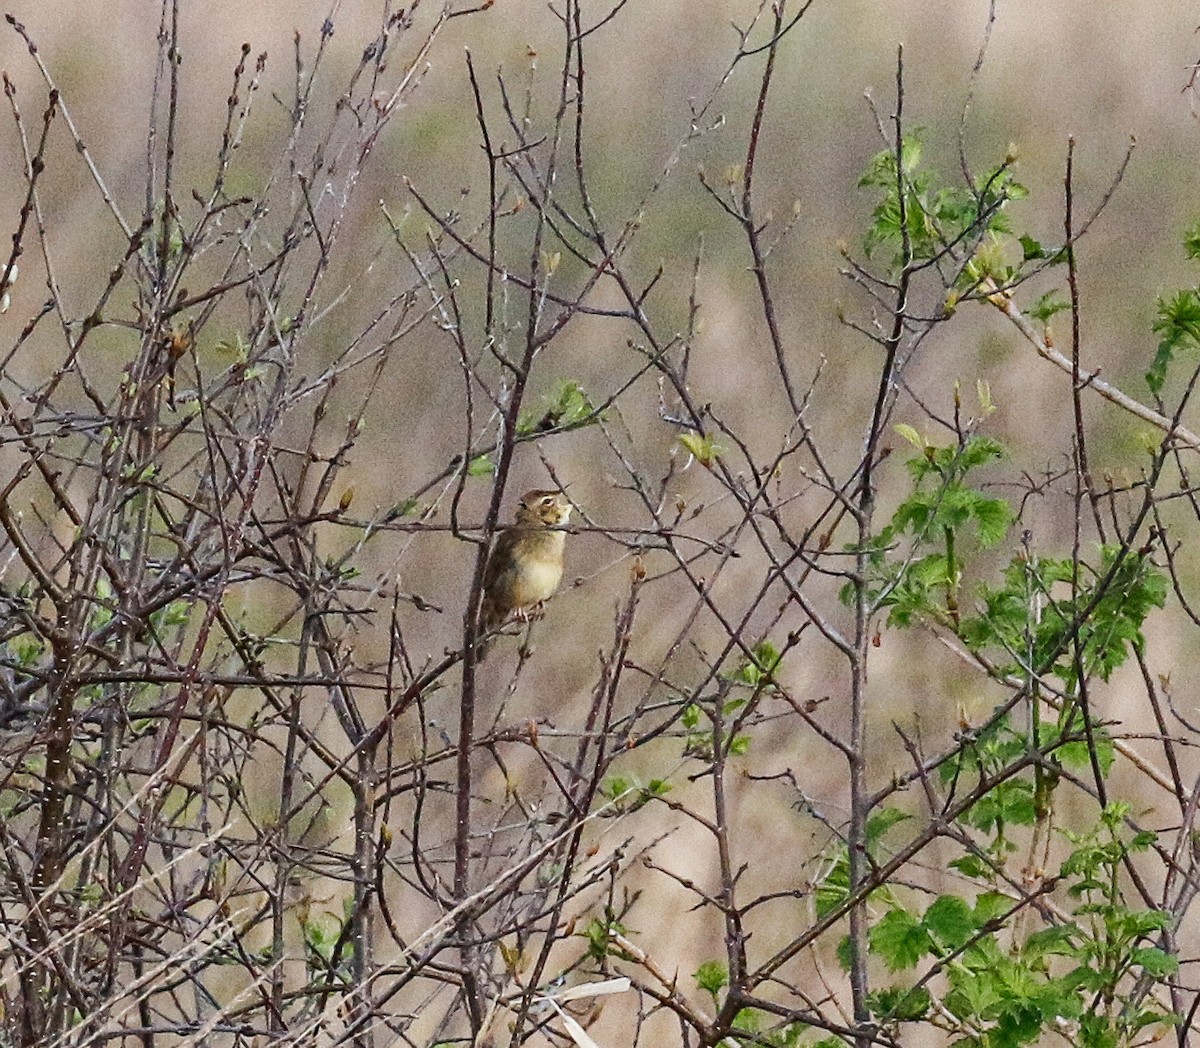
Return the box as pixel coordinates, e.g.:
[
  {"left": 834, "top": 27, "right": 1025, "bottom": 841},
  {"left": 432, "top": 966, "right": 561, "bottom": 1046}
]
[{"left": 478, "top": 489, "right": 572, "bottom": 655}]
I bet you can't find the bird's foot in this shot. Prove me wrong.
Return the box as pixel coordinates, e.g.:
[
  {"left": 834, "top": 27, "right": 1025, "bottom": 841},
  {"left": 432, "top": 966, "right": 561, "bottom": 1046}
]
[{"left": 513, "top": 602, "right": 547, "bottom": 624}]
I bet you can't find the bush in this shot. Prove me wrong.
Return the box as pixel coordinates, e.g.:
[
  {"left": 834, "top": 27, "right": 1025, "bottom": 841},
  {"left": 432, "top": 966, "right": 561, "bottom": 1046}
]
[{"left": 1, "top": 3, "right": 1198, "bottom": 1047}]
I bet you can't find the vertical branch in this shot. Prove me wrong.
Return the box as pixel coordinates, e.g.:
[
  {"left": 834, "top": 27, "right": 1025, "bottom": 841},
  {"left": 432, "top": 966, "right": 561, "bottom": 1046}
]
[
  {"left": 466, "top": 50, "right": 498, "bottom": 337},
  {"left": 1064, "top": 136, "right": 1106, "bottom": 545},
  {"left": 738, "top": 2, "right": 802, "bottom": 420},
  {"left": 451, "top": 1, "right": 580, "bottom": 1027},
  {"left": 709, "top": 680, "right": 750, "bottom": 1037},
  {"left": 849, "top": 46, "right": 915, "bottom": 1047}
]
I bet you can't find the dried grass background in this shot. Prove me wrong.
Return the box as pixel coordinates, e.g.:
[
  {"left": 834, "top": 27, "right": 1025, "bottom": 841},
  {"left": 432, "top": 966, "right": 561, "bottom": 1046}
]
[{"left": 2, "top": 1, "right": 1200, "bottom": 1045}]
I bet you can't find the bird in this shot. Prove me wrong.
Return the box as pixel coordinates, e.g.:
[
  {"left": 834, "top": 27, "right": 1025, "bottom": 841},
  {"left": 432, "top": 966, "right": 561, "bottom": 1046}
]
[{"left": 478, "top": 489, "right": 572, "bottom": 656}]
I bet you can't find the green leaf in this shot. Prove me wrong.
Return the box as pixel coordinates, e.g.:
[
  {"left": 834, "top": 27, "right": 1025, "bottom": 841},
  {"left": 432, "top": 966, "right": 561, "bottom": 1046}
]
[
  {"left": 869, "top": 985, "right": 931, "bottom": 1022},
  {"left": 923, "top": 895, "right": 977, "bottom": 949},
  {"left": 1184, "top": 219, "right": 1200, "bottom": 260},
  {"left": 979, "top": 779, "right": 1037, "bottom": 830},
  {"left": 467, "top": 455, "right": 494, "bottom": 476},
  {"left": 1131, "top": 946, "right": 1178, "bottom": 978},
  {"left": 1129, "top": 828, "right": 1158, "bottom": 852},
  {"left": 1018, "top": 233, "right": 1048, "bottom": 261},
  {"left": 895, "top": 423, "right": 925, "bottom": 449},
  {"left": 869, "top": 909, "right": 932, "bottom": 972},
  {"left": 581, "top": 915, "right": 626, "bottom": 962},
  {"left": 949, "top": 853, "right": 991, "bottom": 879},
  {"left": 991, "top": 1003, "right": 1048, "bottom": 1047},
  {"left": 836, "top": 934, "right": 855, "bottom": 972},
  {"left": 516, "top": 379, "right": 600, "bottom": 435},
  {"left": 973, "top": 892, "right": 1012, "bottom": 925},
  {"left": 1022, "top": 924, "right": 1078, "bottom": 961},
  {"left": 867, "top": 807, "right": 911, "bottom": 844},
  {"left": 1079, "top": 1013, "right": 1119, "bottom": 1048},
  {"left": 957, "top": 434, "right": 1007, "bottom": 470},
  {"left": 678, "top": 431, "right": 722, "bottom": 467},
  {"left": 1149, "top": 288, "right": 1200, "bottom": 395},
  {"left": 1053, "top": 729, "right": 1115, "bottom": 776},
  {"left": 733, "top": 640, "right": 783, "bottom": 686},
  {"left": 751, "top": 639, "right": 782, "bottom": 674},
  {"left": 731, "top": 1008, "right": 761, "bottom": 1033},
  {"left": 1028, "top": 290, "right": 1069, "bottom": 323},
  {"left": 1128, "top": 1010, "right": 1179, "bottom": 1033},
  {"left": 971, "top": 496, "right": 1014, "bottom": 548},
  {"left": 693, "top": 959, "right": 729, "bottom": 999},
  {"left": 603, "top": 776, "right": 632, "bottom": 800}
]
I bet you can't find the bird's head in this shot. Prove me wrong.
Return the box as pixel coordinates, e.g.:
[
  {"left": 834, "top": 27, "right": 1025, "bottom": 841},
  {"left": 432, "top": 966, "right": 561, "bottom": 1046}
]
[{"left": 515, "top": 489, "right": 572, "bottom": 527}]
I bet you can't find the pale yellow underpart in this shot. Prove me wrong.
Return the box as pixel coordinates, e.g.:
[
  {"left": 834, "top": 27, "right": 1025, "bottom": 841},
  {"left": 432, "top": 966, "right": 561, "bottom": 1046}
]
[{"left": 510, "top": 536, "right": 565, "bottom": 606}]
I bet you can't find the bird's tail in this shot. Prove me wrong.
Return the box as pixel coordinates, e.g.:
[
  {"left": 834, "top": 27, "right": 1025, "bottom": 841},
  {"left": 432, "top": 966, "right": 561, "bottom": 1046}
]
[{"left": 475, "top": 598, "right": 501, "bottom": 660}]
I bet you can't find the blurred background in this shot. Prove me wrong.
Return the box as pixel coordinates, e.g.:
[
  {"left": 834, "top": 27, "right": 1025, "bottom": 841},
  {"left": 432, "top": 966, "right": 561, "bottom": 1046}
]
[
  {"left": 3, "top": 0, "right": 1200, "bottom": 1041},
  {"left": 4, "top": 0, "right": 1199, "bottom": 511}
]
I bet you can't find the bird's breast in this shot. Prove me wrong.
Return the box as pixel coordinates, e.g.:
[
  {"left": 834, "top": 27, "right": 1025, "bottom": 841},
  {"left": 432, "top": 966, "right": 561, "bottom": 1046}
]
[{"left": 513, "top": 554, "right": 564, "bottom": 606}]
